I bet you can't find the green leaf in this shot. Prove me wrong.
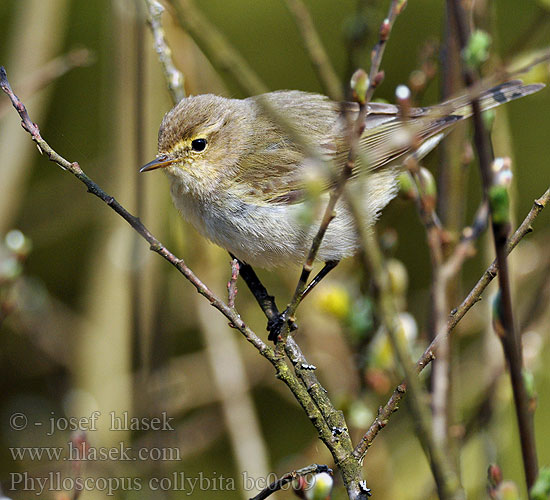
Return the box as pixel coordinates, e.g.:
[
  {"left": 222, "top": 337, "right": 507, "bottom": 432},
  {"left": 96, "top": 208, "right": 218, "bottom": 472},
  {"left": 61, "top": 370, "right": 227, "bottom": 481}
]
[
  {"left": 462, "top": 30, "right": 492, "bottom": 69},
  {"left": 530, "top": 467, "right": 550, "bottom": 500}
]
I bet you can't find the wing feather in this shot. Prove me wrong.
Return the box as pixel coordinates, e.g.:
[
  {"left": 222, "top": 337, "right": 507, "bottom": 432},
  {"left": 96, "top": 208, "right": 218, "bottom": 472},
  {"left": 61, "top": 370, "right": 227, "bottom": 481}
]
[{"left": 230, "top": 81, "right": 542, "bottom": 205}]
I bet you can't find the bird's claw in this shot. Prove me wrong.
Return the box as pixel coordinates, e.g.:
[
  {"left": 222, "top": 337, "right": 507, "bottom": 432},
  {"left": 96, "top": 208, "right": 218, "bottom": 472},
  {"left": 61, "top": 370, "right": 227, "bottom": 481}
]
[{"left": 267, "top": 310, "right": 297, "bottom": 343}]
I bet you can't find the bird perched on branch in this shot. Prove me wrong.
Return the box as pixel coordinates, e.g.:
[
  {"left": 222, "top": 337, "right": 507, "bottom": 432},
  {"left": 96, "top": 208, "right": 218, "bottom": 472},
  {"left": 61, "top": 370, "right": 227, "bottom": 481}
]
[
  {"left": 142, "top": 81, "right": 542, "bottom": 262},
  {"left": 141, "top": 80, "right": 543, "bottom": 312}
]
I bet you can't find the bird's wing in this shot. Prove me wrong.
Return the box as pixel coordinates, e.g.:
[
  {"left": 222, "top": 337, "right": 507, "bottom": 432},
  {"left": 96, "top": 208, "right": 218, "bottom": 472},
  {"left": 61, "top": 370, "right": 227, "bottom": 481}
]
[
  {"left": 334, "top": 80, "right": 545, "bottom": 182},
  {"left": 354, "top": 80, "right": 544, "bottom": 173},
  {"left": 232, "top": 81, "right": 543, "bottom": 205}
]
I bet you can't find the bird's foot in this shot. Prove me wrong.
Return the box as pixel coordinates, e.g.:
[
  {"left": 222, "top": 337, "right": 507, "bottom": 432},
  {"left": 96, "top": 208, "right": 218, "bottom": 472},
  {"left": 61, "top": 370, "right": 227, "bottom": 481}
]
[{"left": 267, "top": 309, "right": 297, "bottom": 343}]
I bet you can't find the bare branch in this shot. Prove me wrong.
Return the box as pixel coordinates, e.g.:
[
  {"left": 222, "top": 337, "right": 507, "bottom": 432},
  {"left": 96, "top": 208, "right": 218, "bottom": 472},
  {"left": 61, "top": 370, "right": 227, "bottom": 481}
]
[
  {"left": 366, "top": 0, "right": 407, "bottom": 102},
  {"left": 249, "top": 464, "right": 332, "bottom": 500},
  {"left": 0, "top": 65, "right": 356, "bottom": 493},
  {"left": 167, "top": 0, "right": 268, "bottom": 96},
  {"left": 144, "top": 0, "right": 186, "bottom": 103},
  {"left": 353, "top": 187, "right": 550, "bottom": 458},
  {"left": 449, "top": 0, "right": 539, "bottom": 489},
  {"left": 283, "top": 0, "right": 343, "bottom": 101},
  {"left": 227, "top": 258, "right": 239, "bottom": 309}
]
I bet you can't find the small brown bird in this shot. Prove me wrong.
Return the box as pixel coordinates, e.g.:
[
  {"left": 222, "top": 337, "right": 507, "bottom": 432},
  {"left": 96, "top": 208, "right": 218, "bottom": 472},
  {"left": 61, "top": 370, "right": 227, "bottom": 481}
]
[{"left": 141, "top": 80, "right": 543, "bottom": 273}]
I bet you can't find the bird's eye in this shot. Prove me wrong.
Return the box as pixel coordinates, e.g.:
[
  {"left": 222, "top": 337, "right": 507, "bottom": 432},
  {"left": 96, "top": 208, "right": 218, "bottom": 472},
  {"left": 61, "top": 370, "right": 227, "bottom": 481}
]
[{"left": 191, "top": 138, "right": 207, "bottom": 152}]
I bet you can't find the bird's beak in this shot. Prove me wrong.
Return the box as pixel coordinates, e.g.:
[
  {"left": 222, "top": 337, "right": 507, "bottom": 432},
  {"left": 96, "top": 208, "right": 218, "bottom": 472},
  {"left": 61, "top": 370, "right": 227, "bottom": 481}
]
[{"left": 139, "top": 155, "right": 176, "bottom": 173}]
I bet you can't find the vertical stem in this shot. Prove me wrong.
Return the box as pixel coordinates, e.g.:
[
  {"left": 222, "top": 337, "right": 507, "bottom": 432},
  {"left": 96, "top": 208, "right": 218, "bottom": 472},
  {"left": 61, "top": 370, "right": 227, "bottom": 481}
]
[
  {"left": 346, "top": 192, "right": 464, "bottom": 500},
  {"left": 449, "top": 0, "right": 539, "bottom": 492},
  {"left": 430, "top": 242, "right": 450, "bottom": 450},
  {"left": 131, "top": 0, "right": 148, "bottom": 371},
  {"left": 284, "top": 0, "right": 343, "bottom": 101},
  {"left": 431, "top": 0, "right": 469, "bottom": 478},
  {"left": 494, "top": 230, "right": 539, "bottom": 490}
]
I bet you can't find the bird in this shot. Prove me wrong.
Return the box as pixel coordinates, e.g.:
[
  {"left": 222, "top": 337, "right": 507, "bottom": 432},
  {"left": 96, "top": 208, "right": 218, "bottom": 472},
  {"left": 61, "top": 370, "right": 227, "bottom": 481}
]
[{"left": 140, "top": 81, "right": 543, "bottom": 326}]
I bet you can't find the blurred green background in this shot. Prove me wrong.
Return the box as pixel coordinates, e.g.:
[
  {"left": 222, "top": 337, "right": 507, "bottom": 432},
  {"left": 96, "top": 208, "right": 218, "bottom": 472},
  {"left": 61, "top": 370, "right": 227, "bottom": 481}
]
[{"left": 1, "top": 0, "right": 549, "bottom": 499}]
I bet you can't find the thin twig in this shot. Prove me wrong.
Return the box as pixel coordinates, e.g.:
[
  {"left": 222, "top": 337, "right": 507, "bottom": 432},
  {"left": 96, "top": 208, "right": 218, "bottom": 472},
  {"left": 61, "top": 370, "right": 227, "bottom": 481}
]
[
  {"left": 0, "top": 48, "right": 93, "bottom": 119},
  {"left": 250, "top": 464, "right": 332, "bottom": 500},
  {"left": 410, "top": 163, "right": 452, "bottom": 455},
  {"left": 353, "top": 187, "right": 550, "bottom": 459},
  {"left": 167, "top": 0, "right": 268, "bottom": 96},
  {"left": 446, "top": 192, "right": 548, "bottom": 331},
  {"left": 227, "top": 258, "right": 239, "bottom": 309},
  {"left": 0, "top": 67, "right": 349, "bottom": 468},
  {"left": 395, "top": 89, "right": 456, "bottom": 455},
  {"left": 430, "top": 246, "right": 452, "bottom": 450},
  {"left": 346, "top": 192, "right": 463, "bottom": 500},
  {"left": 144, "top": 0, "right": 186, "bottom": 103},
  {"left": 274, "top": 0, "right": 407, "bottom": 346},
  {"left": 365, "top": 0, "right": 407, "bottom": 102},
  {"left": 449, "top": 0, "right": 539, "bottom": 490},
  {"left": 283, "top": 0, "right": 343, "bottom": 101}
]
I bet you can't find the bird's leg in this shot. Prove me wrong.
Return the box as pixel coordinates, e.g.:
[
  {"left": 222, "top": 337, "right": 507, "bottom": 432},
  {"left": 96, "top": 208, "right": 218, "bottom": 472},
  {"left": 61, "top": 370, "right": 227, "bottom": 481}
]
[
  {"left": 268, "top": 260, "right": 339, "bottom": 342},
  {"left": 229, "top": 254, "right": 297, "bottom": 338},
  {"left": 300, "top": 260, "right": 339, "bottom": 303}
]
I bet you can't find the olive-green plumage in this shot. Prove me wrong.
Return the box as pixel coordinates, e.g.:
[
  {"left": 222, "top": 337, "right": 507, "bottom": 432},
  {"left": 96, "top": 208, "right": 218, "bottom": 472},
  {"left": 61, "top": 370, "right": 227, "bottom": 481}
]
[{"left": 141, "top": 80, "right": 543, "bottom": 267}]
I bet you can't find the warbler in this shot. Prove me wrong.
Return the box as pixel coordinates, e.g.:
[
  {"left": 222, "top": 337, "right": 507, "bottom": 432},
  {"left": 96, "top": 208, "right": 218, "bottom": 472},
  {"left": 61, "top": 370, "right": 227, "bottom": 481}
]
[{"left": 141, "top": 81, "right": 542, "bottom": 271}]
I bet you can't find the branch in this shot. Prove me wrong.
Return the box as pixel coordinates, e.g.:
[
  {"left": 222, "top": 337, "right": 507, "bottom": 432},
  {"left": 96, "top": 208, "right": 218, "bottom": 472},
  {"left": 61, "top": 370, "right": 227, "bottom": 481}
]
[
  {"left": 144, "top": 0, "right": 186, "bottom": 103},
  {"left": 227, "top": 258, "right": 239, "bottom": 309},
  {"left": 249, "top": 464, "right": 332, "bottom": 500},
  {"left": 353, "top": 187, "right": 550, "bottom": 459},
  {"left": 449, "top": 0, "right": 539, "bottom": 490},
  {"left": 167, "top": 0, "right": 268, "bottom": 96},
  {"left": 0, "top": 66, "right": 348, "bottom": 467},
  {"left": 283, "top": 0, "right": 343, "bottom": 101},
  {"left": 447, "top": 191, "right": 548, "bottom": 330},
  {"left": 365, "top": 0, "right": 407, "bottom": 102},
  {"left": 404, "top": 127, "right": 453, "bottom": 457}
]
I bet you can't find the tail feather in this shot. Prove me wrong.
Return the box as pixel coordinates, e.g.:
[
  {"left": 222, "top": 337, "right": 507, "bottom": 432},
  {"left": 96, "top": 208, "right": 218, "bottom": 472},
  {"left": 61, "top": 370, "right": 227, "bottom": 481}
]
[
  {"left": 359, "top": 80, "right": 544, "bottom": 172},
  {"left": 436, "top": 80, "right": 545, "bottom": 118}
]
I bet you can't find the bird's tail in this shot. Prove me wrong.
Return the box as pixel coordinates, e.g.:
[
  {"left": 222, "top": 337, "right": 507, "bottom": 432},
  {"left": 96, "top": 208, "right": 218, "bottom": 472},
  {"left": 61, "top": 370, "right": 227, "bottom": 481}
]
[
  {"left": 359, "top": 79, "right": 544, "bottom": 173},
  {"left": 404, "top": 80, "right": 545, "bottom": 163},
  {"left": 433, "top": 80, "right": 545, "bottom": 118}
]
